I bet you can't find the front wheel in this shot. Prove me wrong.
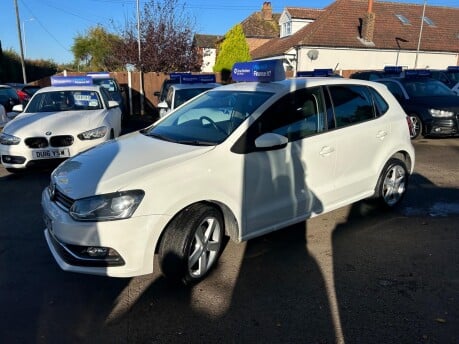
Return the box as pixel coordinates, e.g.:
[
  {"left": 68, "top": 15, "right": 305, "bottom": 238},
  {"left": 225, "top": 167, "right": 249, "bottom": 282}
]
[
  {"left": 158, "top": 203, "right": 225, "bottom": 285},
  {"left": 408, "top": 114, "right": 422, "bottom": 139},
  {"left": 375, "top": 158, "right": 408, "bottom": 208}
]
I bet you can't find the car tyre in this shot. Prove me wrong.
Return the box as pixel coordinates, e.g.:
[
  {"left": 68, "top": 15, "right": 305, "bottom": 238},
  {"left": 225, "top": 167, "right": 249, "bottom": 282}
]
[
  {"left": 408, "top": 114, "right": 422, "bottom": 139},
  {"left": 158, "top": 203, "right": 225, "bottom": 285},
  {"left": 375, "top": 158, "right": 408, "bottom": 208}
]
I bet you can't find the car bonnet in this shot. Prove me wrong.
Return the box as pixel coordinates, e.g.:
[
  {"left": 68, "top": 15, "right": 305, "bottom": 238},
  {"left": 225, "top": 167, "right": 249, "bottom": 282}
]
[
  {"left": 4, "top": 109, "right": 106, "bottom": 137},
  {"left": 51, "top": 132, "right": 215, "bottom": 199}
]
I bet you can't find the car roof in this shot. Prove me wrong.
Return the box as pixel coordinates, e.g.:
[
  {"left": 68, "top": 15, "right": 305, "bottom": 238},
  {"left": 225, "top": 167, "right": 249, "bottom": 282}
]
[
  {"left": 35, "top": 85, "right": 102, "bottom": 93},
  {"left": 170, "top": 83, "right": 220, "bottom": 90},
  {"left": 212, "top": 77, "right": 382, "bottom": 94}
]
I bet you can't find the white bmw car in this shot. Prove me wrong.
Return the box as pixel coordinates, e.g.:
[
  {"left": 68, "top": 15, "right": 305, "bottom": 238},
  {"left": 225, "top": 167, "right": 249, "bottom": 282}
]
[
  {"left": 0, "top": 82, "right": 122, "bottom": 172},
  {"left": 42, "top": 61, "right": 415, "bottom": 284}
]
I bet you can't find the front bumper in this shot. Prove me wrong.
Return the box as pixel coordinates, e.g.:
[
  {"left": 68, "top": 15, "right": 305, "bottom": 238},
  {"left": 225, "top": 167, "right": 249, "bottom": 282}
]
[
  {"left": 0, "top": 137, "right": 106, "bottom": 169},
  {"left": 41, "top": 188, "right": 172, "bottom": 277},
  {"left": 425, "top": 117, "right": 459, "bottom": 137}
]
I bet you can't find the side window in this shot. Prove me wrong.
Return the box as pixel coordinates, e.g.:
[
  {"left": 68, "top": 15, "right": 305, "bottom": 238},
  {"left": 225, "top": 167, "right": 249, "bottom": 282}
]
[
  {"left": 259, "top": 87, "right": 325, "bottom": 140},
  {"left": 232, "top": 87, "right": 325, "bottom": 153},
  {"left": 165, "top": 87, "right": 174, "bottom": 108},
  {"left": 99, "top": 87, "right": 111, "bottom": 108},
  {"left": 368, "top": 87, "right": 389, "bottom": 117},
  {"left": 328, "top": 85, "right": 375, "bottom": 128}
]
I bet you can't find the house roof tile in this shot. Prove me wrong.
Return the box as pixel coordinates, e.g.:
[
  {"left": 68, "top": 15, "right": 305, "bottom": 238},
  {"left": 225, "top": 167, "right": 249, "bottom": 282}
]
[{"left": 252, "top": 0, "right": 459, "bottom": 59}]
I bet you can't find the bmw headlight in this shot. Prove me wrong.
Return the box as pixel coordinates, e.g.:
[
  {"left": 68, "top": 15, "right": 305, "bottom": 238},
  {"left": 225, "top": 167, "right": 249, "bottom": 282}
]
[
  {"left": 429, "top": 109, "right": 454, "bottom": 118},
  {"left": 69, "top": 190, "right": 145, "bottom": 221},
  {"left": 0, "top": 132, "right": 21, "bottom": 145},
  {"left": 77, "top": 126, "right": 108, "bottom": 140}
]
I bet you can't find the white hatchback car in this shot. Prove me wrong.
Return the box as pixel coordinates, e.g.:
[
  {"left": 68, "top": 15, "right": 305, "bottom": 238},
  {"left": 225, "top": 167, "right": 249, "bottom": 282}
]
[
  {"left": 0, "top": 76, "right": 122, "bottom": 172},
  {"left": 42, "top": 61, "right": 415, "bottom": 284}
]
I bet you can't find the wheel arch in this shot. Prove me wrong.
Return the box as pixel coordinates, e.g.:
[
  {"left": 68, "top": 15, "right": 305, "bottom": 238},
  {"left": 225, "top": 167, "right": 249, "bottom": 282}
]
[{"left": 154, "top": 200, "right": 241, "bottom": 254}]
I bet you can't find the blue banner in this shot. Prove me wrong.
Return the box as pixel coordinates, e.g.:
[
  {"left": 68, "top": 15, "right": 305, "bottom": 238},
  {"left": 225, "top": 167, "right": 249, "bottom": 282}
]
[{"left": 232, "top": 60, "right": 285, "bottom": 82}]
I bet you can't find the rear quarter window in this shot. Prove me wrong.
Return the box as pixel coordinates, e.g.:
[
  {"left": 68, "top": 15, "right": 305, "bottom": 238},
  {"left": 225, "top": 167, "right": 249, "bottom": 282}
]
[{"left": 327, "top": 85, "right": 376, "bottom": 128}]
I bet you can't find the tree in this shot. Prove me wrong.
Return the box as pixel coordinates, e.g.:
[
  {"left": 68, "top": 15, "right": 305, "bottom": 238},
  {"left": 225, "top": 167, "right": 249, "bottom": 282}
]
[
  {"left": 213, "top": 24, "right": 251, "bottom": 74},
  {"left": 113, "top": 0, "right": 200, "bottom": 72},
  {"left": 72, "top": 26, "right": 123, "bottom": 71}
]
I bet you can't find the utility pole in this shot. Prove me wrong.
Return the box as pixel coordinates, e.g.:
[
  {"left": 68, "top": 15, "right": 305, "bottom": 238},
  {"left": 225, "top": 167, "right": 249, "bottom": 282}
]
[
  {"left": 137, "top": 0, "right": 145, "bottom": 115},
  {"left": 14, "top": 0, "right": 27, "bottom": 83},
  {"left": 414, "top": 0, "right": 427, "bottom": 69}
]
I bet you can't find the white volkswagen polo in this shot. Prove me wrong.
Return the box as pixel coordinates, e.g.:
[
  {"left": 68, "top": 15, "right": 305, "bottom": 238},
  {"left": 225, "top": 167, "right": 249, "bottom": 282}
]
[
  {"left": 0, "top": 76, "right": 122, "bottom": 172},
  {"left": 42, "top": 61, "right": 415, "bottom": 284}
]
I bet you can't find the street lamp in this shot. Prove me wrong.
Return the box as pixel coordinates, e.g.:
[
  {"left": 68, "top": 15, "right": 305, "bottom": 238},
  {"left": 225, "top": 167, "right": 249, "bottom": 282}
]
[
  {"left": 395, "top": 37, "right": 408, "bottom": 66},
  {"left": 22, "top": 18, "right": 34, "bottom": 59}
]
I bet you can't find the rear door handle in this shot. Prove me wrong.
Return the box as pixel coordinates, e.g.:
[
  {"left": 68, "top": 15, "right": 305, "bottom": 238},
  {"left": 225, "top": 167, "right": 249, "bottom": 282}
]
[
  {"left": 376, "top": 130, "right": 388, "bottom": 140},
  {"left": 320, "top": 146, "right": 335, "bottom": 156}
]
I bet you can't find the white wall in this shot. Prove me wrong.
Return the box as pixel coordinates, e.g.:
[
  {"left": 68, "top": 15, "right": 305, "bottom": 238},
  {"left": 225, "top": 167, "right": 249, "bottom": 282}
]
[
  {"left": 201, "top": 48, "right": 217, "bottom": 73},
  {"left": 294, "top": 47, "right": 458, "bottom": 72}
]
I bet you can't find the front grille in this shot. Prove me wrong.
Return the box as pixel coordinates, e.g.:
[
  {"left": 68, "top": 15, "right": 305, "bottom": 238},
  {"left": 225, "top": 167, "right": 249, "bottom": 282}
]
[
  {"left": 50, "top": 135, "right": 74, "bottom": 147},
  {"left": 25, "top": 137, "right": 48, "bottom": 148},
  {"left": 53, "top": 187, "right": 74, "bottom": 210}
]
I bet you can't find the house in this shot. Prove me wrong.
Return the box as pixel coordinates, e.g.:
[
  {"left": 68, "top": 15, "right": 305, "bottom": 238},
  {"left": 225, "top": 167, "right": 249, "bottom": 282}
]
[
  {"left": 250, "top": 0, "right": 459, "bottom": 76},
  {"left": 193, "top": 34, "right": 222, "bottom": 73},
  {"left": 239, "top": 2, "right": 281, "bottom": 52}
]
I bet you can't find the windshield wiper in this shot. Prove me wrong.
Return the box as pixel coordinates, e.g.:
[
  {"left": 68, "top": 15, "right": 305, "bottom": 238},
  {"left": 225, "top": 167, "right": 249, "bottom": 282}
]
[
  {"left": 144, "top": 132, "right": 178, "bottom": 143},
  {"left": 176, "top": 139, "right": 216, "bottom": 146}
]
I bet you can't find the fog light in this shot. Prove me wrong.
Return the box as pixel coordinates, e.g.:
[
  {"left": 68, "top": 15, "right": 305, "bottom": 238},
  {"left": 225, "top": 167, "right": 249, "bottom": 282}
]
[
  {"left": 86, "top": 247, "right": 109, "bottom": 257},
  {"left": 1, "top": 155, "right": 26, "bottom": 164}
]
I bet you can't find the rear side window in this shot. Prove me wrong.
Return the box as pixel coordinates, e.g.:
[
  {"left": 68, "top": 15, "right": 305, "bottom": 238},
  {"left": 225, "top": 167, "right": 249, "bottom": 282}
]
[
  {"left": 368, "top": 87, "right": 389, "bottom": 117},
  {"left": 327, "top": 85, "right": 375, "bottom": 128}
]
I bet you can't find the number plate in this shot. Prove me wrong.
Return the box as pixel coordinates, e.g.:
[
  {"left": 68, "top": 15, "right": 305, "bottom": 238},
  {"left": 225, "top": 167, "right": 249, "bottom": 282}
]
[{"left": 32, "top": 148, "right": 70, "bottom": 159}]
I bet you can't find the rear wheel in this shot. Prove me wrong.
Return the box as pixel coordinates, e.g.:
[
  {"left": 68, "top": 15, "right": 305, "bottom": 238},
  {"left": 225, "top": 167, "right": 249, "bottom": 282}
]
[
  {"left": 375, "top": 158, "right": 408, "bottom": 208},
  {"left": 158, "top": 203, "right": 224, "bottom": 285},
  {"left": 408, "top": 114, "right": 422, "bottom": 139}
]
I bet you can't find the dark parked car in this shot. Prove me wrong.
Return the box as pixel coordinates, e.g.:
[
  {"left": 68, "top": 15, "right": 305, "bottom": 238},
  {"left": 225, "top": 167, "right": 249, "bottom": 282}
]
[
  {"left": 0, "top": 85, "right": 21, "bottom": 112},
  {"left": 6, "top": 83, "right": 41, "bottom": 103},
  {"left": 376, "top": 69, "right": 459, "bottom": 139},
  {"left": 349, "top": 66, "right": 402, "bottom": 81},
  {"left": 430, "top": 66, "right": 459, "bottom": 89},
  {"left": 87, "top": 73, "right": 126, "bottom": 117}
]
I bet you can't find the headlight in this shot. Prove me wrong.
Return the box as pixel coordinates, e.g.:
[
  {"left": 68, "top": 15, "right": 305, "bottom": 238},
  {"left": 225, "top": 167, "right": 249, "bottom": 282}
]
[
  {"left": 429, "top": 109, "right": 454, "bottom": 118},
  {"left": 77, "top": 126, "right": 108, "bottom": 140},
  {"left": 0, "top": 132, "right": 21, "bottom": 145},
  {"left": 69, "top": 190, "right": 144, "bottom": 221}
]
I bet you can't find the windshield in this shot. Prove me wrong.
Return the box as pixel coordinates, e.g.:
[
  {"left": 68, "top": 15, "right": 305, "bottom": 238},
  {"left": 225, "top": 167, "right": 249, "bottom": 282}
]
[
  {"left": 26, "top": 90, "right": 103, "bottom": 112},
  {"left": 447, "top": 71, "right": 459, "bottom": 83},
  {"left": 403, "top": 79, "right": 455, "bottom": 97},
  {"left": 144, "top": 90, "right": 273, "bottom": 145}
]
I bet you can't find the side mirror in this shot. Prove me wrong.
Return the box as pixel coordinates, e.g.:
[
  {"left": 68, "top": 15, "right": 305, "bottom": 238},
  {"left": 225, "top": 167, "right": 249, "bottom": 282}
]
[
  {"left": 12, "top": 104, "right": 24, "bottom": 112},
  {"left": 108, "top": 100, "right": 119, "bottom": 109},
  {"left": 254, "top": 133, "right": 288, "bottom": 150}
]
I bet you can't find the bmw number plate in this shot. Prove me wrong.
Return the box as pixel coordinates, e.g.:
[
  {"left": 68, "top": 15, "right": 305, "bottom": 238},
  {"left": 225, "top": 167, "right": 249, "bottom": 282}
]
[{"left": 33, "top": 148, "right": 70, "bottom": 159}]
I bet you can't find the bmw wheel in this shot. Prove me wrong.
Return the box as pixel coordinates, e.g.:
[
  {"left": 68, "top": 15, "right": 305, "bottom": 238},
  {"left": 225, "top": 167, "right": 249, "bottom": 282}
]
[{"left": 158, "top": 203, "right": 224, "bottom": 285}]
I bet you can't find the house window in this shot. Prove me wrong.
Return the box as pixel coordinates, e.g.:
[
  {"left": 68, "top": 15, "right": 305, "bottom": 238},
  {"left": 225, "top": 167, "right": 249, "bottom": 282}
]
[
  {"left": 395, "top": 14, "right": 410, "bottom": 25},
  {"left": 423, "top": 16, "right": 435, "bottom": 27},
  {"left": 282, "top": 21, "right": 292, "bottom": 36}
]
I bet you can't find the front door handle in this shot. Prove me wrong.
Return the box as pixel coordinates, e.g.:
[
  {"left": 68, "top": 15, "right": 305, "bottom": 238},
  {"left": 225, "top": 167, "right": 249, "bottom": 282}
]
[{"left": 320, "top": 146, "right": 335, "bottom": 156}]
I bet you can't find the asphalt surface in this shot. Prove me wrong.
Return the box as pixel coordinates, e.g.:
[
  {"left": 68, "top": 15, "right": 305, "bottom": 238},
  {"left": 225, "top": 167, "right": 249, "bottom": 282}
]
[{"left": 0, "top": 128, "right": 458, "bottom": 344}]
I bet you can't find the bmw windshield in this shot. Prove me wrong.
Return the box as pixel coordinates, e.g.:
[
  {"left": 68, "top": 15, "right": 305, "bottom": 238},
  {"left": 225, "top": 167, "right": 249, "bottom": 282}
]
[
  {"left": 144, "top": 90, "right": 273, "bottom": 145},
  {"left": 26, "top": 91, "right": 103, "bottom": 113}
]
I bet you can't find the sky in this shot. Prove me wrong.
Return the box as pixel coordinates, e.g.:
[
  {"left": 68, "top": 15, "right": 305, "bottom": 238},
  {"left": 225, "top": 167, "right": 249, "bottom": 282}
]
[{"left": 1, "top": 0, "right": 457, "bottom": 65}]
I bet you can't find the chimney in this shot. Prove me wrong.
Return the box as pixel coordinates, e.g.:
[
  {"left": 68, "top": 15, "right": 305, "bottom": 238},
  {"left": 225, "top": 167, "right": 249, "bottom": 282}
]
[
  {"left": 362, "top": 0, "right": 376, "bottom": 42},
  {"left": 262, "top": 2, "right": 273, "bottom": 21}
]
